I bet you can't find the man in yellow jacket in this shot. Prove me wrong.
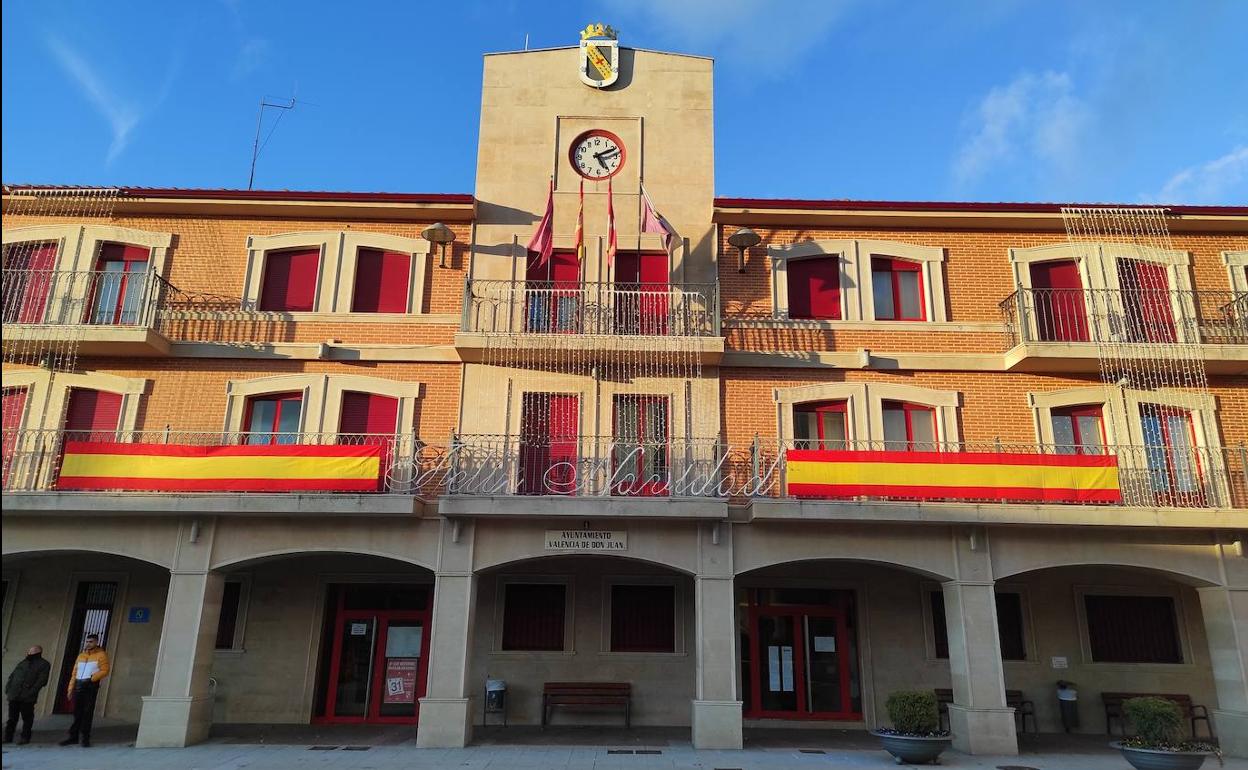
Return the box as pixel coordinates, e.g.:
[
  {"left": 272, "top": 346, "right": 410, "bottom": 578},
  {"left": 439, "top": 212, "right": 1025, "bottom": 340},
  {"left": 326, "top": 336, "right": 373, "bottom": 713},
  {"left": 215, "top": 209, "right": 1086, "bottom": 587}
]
[{"left": 58, "top": 634, "right": 109, "bottom": 748}]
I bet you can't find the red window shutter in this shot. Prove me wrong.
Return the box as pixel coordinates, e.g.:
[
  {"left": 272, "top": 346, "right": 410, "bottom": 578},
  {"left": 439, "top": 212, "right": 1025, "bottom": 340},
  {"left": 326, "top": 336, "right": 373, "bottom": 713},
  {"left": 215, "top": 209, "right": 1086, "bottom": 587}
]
[
  {"left": 259, "top": 248, "right": 319, "bottom": 311},
  {"left": 1118, "top": 259, "right": 1176, "bottom": 342},
  {"left": 339, "top": 392, "right": 400, "bottom": 435},
  {"left": 615, "top": 253, "right": 668, "bottom": 286},
  {"left": 352, "top": 249, "right": 411, "bottom": 313},
  {"left": 1029, "top": 260, "right": 1088, "bottom": 341},
  {"left": 4, "top": 241, "right": 59, "bottom": 323},
  {"left": 3, "top": 387, "right": 28, "bottom": 479},
  {"left": 610, "top": 584, "right": 676, "bottom": 652},
  {"left": 787, "top": 257, "right": 841, "bottom": 320},
  {"left": 63, "top": 389, "right": 123, "bottom": 440},
  {"left": 501, "top": 583, "right": 566, "bottom": 651},
  {"left": 519, "top": 393, "right": 579, "bottom": 495}
]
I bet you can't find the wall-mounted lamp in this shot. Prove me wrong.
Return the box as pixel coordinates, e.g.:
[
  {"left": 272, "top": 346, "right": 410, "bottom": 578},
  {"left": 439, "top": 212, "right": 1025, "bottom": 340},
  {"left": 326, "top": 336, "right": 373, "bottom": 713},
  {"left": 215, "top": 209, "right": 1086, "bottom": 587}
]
[
  {"left": 422, "top": 222, "right": 456, "bottom": 268},
  {"left": 727, "top": 227, "right": 761, "bottom": 273}
]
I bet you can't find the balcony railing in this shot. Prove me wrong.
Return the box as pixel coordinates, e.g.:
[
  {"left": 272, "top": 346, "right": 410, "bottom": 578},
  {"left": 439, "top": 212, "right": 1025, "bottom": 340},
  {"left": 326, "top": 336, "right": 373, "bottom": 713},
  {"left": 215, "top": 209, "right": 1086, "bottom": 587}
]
[
  {"left": 5, "top": 429, "right": 1244, "bottom": 510},
  {"left": 462, "top": 279, "right": 718, "bottom": 336},
  {"left": 1, "top": 269, "right": 172, "bottom": 328},
  {"left": 1000, "top": 287, "right": 1248, "bottom": 348}
]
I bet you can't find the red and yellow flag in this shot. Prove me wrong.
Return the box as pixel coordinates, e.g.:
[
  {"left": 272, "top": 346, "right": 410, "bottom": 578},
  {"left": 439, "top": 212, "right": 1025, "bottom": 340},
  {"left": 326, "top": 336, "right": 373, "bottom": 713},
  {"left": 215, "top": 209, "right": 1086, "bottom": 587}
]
[
  {"left": 574, "top": 178, "right": 585, "bottom": 262},
  {"left": 57, "top": 442, "right": 384, "bottom": 492},
  {"left": 785, "top": 449, "right": 1121, "bottom": 504}
]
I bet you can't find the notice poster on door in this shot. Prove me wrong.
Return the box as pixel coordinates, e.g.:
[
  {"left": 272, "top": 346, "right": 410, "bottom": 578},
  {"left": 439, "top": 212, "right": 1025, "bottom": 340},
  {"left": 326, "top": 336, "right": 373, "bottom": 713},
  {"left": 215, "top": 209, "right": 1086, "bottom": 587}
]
[
  {"left": 780, "top": 646, "right": 794, "bottom": 692},
  {"left": 383, "top": 658, "right": 419, "bottom": 704},
  {"left": 767, "top": 645, "right": 795, "bottom": 692}
]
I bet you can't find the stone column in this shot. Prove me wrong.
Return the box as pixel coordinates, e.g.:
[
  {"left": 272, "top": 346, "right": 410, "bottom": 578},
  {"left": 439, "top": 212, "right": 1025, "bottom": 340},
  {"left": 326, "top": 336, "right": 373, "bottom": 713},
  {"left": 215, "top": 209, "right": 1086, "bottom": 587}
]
[
  {"left": 942, "top": 579, "right": 1018, "bottom": 755},
  {"left": 692, "top": 521, "right": 742, "bottom": 749},
  {"left": 136, "top": 520, "right": 222, "bottom": 748},
  {"left": 1197, "top": 586, "right": 1248, "bottom": 758},
  {"left": 417, "top": 519, "right": 477, "bottom": 748}
]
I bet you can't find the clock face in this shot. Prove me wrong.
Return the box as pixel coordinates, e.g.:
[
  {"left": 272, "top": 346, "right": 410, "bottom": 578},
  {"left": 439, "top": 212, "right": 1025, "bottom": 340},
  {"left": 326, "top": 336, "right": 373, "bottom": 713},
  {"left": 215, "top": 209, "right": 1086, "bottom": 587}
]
[{"left": 570, "top": 130, "right": 625, "bottom": 180}]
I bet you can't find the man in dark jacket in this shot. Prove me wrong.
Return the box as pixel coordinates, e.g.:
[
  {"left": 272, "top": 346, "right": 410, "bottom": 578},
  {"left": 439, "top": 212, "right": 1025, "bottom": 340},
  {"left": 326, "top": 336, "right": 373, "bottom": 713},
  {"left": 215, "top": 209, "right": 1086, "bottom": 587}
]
[{"left": 4, "top": 646, "right": 51, "bottom": 745}]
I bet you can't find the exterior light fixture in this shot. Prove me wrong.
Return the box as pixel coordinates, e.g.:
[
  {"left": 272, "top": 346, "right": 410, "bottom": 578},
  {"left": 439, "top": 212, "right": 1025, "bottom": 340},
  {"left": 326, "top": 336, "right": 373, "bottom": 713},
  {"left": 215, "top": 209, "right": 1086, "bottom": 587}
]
[
  {"left": 727, "top": 227, "right": 762, "bottom": 273},
  {"left": 422, "top": 222, "right": 456, "bottom": 268}
]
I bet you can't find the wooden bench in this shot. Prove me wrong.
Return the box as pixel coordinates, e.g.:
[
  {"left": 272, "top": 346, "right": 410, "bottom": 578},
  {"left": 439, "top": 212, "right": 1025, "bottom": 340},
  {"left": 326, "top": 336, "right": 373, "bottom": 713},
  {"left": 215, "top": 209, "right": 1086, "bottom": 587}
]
[
  {"left": 935, "top": 688, "right": 1036, "bottom": 733},
  {"left": 542, "top": 682, "right": 631, "bottom": 728},
  {"left": 1101, "top": 692, "right": 1212, "bottom": 738}
]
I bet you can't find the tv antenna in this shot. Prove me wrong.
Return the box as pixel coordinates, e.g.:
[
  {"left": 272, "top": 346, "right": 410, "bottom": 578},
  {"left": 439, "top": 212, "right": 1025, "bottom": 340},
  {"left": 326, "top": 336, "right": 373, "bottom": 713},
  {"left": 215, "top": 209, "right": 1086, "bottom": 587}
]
[{"left": 247, "top": 96, "right": 297, "bottom": 190}]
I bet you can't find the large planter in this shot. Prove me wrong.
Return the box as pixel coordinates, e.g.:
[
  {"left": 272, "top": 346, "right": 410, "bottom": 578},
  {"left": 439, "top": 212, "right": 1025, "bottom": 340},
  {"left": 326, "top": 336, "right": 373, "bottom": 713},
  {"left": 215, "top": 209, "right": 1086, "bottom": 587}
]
[
  {"left": 1111, "top": 742, "right": 1211, "bottom": 770},
  {"left": 871, "top": 730, "right": 952, "bottom": 765}
]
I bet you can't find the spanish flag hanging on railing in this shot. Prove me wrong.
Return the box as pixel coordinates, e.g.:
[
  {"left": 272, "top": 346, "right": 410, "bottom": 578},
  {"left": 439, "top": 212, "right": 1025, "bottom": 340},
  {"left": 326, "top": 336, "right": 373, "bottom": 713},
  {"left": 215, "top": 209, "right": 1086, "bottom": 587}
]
[
  {"left": 785, "top": 449, "right": 1121, "bottom": 504},
  {"left": 56, "top": 442, "right": 383, "bottom": 492}
]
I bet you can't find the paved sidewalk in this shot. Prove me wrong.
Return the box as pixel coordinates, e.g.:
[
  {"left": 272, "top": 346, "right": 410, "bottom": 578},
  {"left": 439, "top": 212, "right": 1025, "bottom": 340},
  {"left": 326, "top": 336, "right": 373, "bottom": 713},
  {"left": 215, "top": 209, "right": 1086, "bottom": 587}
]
[{"left": 4, "top": 739, "right": 1246, "bottom": 770}]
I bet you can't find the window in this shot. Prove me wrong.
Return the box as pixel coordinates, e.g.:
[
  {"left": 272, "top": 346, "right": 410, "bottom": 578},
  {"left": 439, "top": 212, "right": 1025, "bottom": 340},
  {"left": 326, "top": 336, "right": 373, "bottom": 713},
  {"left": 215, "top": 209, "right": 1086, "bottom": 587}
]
[
  {"left": 613, "top": 395, "right": 668, "bottom": 495},
  {"left": 611, "top": 584, "right": 676, "bottom": 653},
  {"left": 525, "top": 251, "right": 581, "bottom": 333},
  {"left": 243, "top": 393, "right": 303, "bottom": 445},
  {"left": 794, "top": 401, "right": 848, "bottom": 450},
  {"left": 2, "top": 387, "right": 28, "bottom": 478},
  {"left": 930, "top": 590, "right": 1027, "bottom": 661},
  {"left": 872, "top": 257, "right": 924, "bottom": 321},
  {"left": 518, "top": 392, "right": 579, "bottom": 495},
  {"left": 214, "top": 579, "right": 246, "bottom": 650},
  {"left": 1050, "top": 405, "right": 1105, "bottom": 455},
  {"left": 259, "top": 248, "right": 319, "bottom": 312},
  {"left": 882, "top": 400, "right": 936, "bottom": 451},
  {"left": 1118, "top": 259, "right": 1176, "bottom": 343},
  {"left": 1084, "top": 594, "right": 1181, "bottom": 663},
  {"left": 2, "top": 241, "right": 58, "bottom": 324},
  {"left": 338, "top": 392, "right": 399, "bottom": 437},
  {"left": 501, "top": 583, "right": 566, "bottom": 651},
  {"left": 787, "top": 256, "right": 841, "bottom": 320},
  {"left": 89, "top": 243, "right": 149, "bottom": 325},
  {"left": 63, "top": 388, "right": 122, "bottom": 442},
  {"left": 1139, "top": 405, "right": 1201, "bottom": 501},
  {"left": 351, "top": 249, "right": 411, "bottom": 313}
]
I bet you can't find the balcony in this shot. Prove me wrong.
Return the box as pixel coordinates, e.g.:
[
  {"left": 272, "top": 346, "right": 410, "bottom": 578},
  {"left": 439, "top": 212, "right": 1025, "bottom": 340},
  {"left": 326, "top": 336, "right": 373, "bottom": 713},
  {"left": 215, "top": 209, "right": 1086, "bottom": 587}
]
[
  {"left": 1000, "top": 288, "right": 1248, "bottom": 373},
  {"left": 456, "top": 279, "right": 724, "bottom": 363},
  {"left": 6, "top": 430, "right": 1243, "bottom": 524},
  {"left": 1, "top": 269, "right": 173, "bottom": 355}
]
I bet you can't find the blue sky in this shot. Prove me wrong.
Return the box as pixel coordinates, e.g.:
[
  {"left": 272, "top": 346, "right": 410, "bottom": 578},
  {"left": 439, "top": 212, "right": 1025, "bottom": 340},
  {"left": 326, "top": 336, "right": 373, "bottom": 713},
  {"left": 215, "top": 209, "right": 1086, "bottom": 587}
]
[{"left": 3, "top": 0, "right": 1246, "bottom": 204}]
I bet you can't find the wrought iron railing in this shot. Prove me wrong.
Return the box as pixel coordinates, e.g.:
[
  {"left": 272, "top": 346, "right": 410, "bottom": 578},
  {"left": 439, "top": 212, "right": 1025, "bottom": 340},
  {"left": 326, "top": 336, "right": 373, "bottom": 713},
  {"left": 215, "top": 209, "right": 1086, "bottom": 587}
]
[
  {"left": 462, "top": 279, "right": 718, "bottom": 336},
  {"left": 1000, "top": 288, "right": 1248, "bottom": 348},
  {"left": 1, "top": 269, "right": 173, "bottom": 328},
  {"left": 5, "top": 429, "right": 1243, "bottom": 510}
]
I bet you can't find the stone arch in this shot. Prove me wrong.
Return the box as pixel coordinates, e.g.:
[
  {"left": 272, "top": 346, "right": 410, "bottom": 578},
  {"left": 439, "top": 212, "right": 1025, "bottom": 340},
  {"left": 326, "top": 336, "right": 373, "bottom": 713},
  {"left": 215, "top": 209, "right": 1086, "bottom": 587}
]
[
  {"left": 211, "top": 547, "right": 436, "bottom": 573},
  {"left": 475, "top": 551, "right": 697, "bottom": 578},
  {"left": 1, "top": 545, "right": 172, "bottom": 570}
]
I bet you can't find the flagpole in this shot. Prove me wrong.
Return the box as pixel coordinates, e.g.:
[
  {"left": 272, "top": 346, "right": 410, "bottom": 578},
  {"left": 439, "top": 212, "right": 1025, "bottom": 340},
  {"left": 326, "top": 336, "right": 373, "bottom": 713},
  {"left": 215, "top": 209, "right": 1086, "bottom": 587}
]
[{"left": 636, "top": 178, "right": 644, "bottom": 271}]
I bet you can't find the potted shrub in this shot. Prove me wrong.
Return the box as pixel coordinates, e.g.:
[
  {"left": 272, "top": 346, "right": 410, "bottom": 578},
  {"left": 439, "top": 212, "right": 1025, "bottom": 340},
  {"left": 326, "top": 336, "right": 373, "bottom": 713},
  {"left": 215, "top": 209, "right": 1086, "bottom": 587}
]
[
  {"left": 1112, "top": 696, "right": 1220, "bottom": 770},
  {"left": 871, "top": 690, "right": 952, "bottom": 765}
]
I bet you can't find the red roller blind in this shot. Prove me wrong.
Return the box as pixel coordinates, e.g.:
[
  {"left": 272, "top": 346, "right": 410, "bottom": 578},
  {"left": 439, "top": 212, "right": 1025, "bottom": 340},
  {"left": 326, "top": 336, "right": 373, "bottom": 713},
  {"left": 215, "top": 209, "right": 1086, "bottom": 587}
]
[
  {"left": 1029, "top": 260, "right": 1088, "bottom": 342},
  {"left": 96, "top": 243, "right": 151, "bottom": 264},
  {"left": 339, "top": 392, "right": 400, "bottom": 435},
  {"left": 501, "top": 583, "right": 566, "bottom": 651},
  {"left": 352, "top": 249, "right": 411, "bottom": 313},
  {"left": 63, "top": 389, "right": 123, "bottom": 440},
  {"left": 5, "top": 241, "right": 59, "bottom": 323},
  {"left": 259, "top": 248, "right": 319, "bottom": 311},
  {"left": 787, "top": 256, "right": 841, "bottom": 320}
]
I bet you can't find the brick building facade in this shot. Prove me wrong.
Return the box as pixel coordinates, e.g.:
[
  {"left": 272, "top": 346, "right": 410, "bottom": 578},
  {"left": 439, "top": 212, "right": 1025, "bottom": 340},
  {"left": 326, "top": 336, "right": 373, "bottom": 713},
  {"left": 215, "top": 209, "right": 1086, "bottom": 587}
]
[{"left": 3, "top": 41, "right": 1247, "bottom": 757}]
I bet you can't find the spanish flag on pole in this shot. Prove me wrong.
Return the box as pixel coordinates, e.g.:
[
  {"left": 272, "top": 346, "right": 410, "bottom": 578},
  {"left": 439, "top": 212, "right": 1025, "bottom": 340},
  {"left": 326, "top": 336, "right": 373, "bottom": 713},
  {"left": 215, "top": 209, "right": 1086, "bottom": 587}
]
[
  {"left": 574, "top": 178, "right": 585, "bottom": 262},
  {"left": 607, "top": 176, "right": 618, "bottom": 266}
]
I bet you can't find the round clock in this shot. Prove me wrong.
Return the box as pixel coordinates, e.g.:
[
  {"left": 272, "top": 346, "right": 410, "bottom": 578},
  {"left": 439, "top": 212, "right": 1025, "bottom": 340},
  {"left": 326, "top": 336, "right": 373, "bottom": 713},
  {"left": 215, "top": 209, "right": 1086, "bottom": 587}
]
[{"left": 569, "top": 129, "right": 625, "bottom": 180}]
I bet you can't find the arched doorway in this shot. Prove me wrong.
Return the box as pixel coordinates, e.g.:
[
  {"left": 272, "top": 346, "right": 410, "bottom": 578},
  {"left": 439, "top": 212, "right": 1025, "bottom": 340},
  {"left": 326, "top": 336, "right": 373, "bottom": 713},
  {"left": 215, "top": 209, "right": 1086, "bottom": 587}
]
[
  {"left": 735, "top": 558, "right": 952, "bottom": 730},
  {"left": 206, "top": 551, "right": 435, "bottom": 727}
]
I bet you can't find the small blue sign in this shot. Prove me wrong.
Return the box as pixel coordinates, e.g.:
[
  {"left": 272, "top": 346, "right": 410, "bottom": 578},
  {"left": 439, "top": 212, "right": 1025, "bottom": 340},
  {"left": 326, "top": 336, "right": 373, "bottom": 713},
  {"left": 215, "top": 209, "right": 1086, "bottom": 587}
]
[{"left": 128, "top": 607, "right": 150, "bottom": 623}]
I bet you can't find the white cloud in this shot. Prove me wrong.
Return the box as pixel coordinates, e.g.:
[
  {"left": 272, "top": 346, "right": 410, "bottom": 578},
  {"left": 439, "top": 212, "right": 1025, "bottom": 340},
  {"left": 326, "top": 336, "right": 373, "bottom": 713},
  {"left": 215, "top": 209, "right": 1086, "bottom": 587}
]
[
  {"left": 606, "top": 0, "right": 852, "bottom": 76},
  {"left": 1149, "top": 146, "right": 1248, "bottom": 205},
  {"left": 953, "top": 71, "right": 1089, "bottom": 188},
  {"left": 46, "top": 35, "right": 141, "bottom": 164},
  {"left": 232, "top": 38, "right": 270, "bottom": 79}
]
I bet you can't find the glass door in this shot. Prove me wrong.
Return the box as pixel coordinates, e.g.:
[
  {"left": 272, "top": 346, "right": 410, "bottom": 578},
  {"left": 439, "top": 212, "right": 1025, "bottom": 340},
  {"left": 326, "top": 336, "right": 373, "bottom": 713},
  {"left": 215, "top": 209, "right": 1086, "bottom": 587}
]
[
  {"left": 745, "top": 599, "right": 860, "bottom": 720},
  {"left": 323, "top": 610, "right": 430, "bottom": 723}
]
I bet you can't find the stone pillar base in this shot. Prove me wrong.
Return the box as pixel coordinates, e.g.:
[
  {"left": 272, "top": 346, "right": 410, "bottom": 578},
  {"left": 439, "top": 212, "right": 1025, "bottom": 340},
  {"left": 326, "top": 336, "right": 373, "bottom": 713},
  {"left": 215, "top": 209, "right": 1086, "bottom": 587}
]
[
  {"left": 948, "top": 704, "right": 1017, "bottom": 755},
  {"left": 416, "top": 697, "right": 472, "bottom": 748},
  {"left": 135, "top": 695, "right": 214, "bottom": 748},
  {"left": 691, "top": 699, "right": 742, "bottom": 749},
  {"left": 1213, "top": 709, "right": 1248, "bottom": 758}
]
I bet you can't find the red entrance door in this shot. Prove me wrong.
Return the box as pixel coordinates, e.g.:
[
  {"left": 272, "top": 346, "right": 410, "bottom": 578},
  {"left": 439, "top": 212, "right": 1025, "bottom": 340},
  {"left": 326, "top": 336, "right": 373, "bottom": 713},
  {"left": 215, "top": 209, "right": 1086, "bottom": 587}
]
[
  {"left": 615, "top": 252, "right": 669, "bottom": 335},
  {"left": 526, "top": 251, "right": 581, "bottom": 333},
  {"left": 1029, "top": 260, "right": 1088, "bottom": 341},
  {"left": 323, "top": 603, "right": 431, "bottom": 724},
  {"left": 518, "top": 392, "right": 580, "bottom": 495},
  {"left": 744, "top": 597, "right": 860, "bottom": 720}
]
